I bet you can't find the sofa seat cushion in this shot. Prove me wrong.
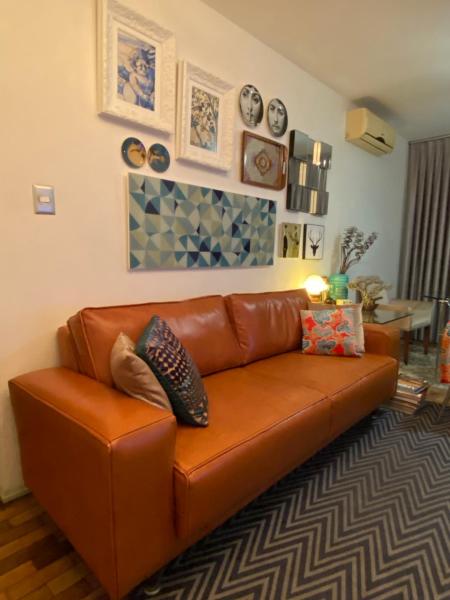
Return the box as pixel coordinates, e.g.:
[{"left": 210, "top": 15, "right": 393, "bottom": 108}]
[
  {"left": 174, "top": 368, "right": 330, "bottom": 539},
  {"left": 245, "top": 351, "right": 398, "bottom": 439}
]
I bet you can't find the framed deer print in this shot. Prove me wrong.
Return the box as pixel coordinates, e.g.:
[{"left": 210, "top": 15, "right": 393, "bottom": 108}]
[{"left": 303, "top": 224, "right": 324, "bottom": 259}]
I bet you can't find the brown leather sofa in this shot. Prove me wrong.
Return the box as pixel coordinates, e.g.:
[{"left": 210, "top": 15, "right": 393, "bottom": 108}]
[{"left": 9, "top": 289, "right": 399, "bottom": 599}]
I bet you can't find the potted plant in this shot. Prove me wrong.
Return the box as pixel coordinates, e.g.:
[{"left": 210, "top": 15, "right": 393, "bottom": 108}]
[
  {"left": 348, "top": 276, "right": 391, "bottom": 311},
  {"left": 329, "top": 227, "right": 378, "bottom": 300}
]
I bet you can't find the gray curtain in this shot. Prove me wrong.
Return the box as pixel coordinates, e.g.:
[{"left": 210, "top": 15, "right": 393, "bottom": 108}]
[{"left": 399, "top": 137, "right": 450, "bottom": 340}]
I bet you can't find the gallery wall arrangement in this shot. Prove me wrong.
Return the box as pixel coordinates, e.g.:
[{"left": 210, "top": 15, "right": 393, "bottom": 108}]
[
  {"left": 98, "top": 0, "right": 328, "bottom": 272},
  {"left": 128, "top": 174, "right": 276, "bottom": 270}
]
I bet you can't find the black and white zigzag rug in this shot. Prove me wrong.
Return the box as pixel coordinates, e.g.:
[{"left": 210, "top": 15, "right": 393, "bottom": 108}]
[{"left": 148, "top": 404, "right": 450, "bottom": 600}]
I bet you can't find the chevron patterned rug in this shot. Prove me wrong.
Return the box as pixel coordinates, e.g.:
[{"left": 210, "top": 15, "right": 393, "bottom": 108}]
[{"left": 146, "top": 405, "right": 450, "bottom": 600}]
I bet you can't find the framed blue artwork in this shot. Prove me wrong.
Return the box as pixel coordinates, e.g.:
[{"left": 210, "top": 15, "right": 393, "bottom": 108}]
[
  {"left": 97, "top": 0, "right": 176, "bottom": 133},
  {"left": 128, "top": 174, "right": 276, "bottom": 269},
  {"left": 176, "top": 61, "right": 235, "bottom": 171}
]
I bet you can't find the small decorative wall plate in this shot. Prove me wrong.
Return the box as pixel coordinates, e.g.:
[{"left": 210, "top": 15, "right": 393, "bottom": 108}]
[
  {"left": 121, "top": 137, "right": 146, "bottom": 168},
  {"left": 239, "top": 84, "right": 263, "bottom": 127},
  {"left": 267, "top": 98, "right": 288, "bottom": 137},
  {"left": 148, "top": 143, "right": 170, "bottom": 172}
]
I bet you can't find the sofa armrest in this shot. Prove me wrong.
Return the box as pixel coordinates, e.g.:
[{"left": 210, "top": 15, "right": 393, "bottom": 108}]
[
  {"left": 9, "top": 368, "right": 177, "bottom": 599},
  {"left": 363, "top": 323, "right": 400, "bottom": 360}
]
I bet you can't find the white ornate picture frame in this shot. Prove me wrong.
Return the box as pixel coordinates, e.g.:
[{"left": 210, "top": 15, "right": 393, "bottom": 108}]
[
  {"left": 97, "top": 0, "right": 176, "bottom": 133},
  {"left": 176, "top": 61, "right": 235, "bottom": 171}
]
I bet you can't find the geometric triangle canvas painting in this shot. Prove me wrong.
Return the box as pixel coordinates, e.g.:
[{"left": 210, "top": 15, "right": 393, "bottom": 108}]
[{"left": 128, "top": 174, "right": 276, "bottom": 269}]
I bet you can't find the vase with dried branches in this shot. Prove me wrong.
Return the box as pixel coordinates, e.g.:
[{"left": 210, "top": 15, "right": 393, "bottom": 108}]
[
  {"left": 329, "top": 227, "right": 378, "bottom": 300},
  {"left": 339, "top": 227, "right": 378, "bottom": 274}
]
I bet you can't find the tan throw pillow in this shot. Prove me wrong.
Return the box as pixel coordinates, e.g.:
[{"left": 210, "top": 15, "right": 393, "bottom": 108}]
[
  {"left": 110, "top": 332, "right": 172, "bottom": 411},
  {"left": 351, "top": 304, "right": 365, "bottom": 354},
  {"left": 306, "top": 302, "right": 365, "bottom": 353}
]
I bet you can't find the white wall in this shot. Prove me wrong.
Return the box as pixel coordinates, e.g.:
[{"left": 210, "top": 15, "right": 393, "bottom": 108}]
[{"left": 0, "top": 0, "right": 407, "bottom": 500}]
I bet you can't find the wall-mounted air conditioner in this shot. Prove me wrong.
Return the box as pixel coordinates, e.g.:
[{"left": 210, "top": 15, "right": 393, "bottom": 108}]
[{"left": 345, "top": 108, "right": 396, "bottom": 156}]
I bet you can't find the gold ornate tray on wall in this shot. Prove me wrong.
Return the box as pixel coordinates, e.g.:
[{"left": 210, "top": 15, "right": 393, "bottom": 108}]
[{"left": 241, "top": 131, "right": 287, "bottom": 191}]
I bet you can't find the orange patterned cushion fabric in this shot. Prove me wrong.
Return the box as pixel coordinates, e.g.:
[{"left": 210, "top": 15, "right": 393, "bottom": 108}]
[
  {"left": 440, "top": 321, "right": 450, "bottom": 384},
  {"left": 300, "top": 308, "right": 362, "bottom": 357}
]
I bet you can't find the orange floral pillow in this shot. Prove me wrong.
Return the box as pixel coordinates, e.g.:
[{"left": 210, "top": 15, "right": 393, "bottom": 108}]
[
  {"left": 300, "top": 308, "right": 362, "bottom": 357},
  {"left": 440, "top": 321, "right": 450, "bottom": 384}
]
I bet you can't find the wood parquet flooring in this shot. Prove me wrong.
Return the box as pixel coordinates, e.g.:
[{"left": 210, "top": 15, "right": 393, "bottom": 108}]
[{"left": 0, "top": 495, "right": 107, "bottom": 600}]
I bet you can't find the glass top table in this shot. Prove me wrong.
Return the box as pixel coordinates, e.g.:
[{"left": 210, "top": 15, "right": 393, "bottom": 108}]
[{"left": 362, "top": 309, "right": 412, "bottom": 324}]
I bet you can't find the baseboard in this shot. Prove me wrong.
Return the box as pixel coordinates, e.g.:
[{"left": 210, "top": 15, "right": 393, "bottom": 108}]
[{"left": 0, "top": 484, "right": 29, "bottom": 504}]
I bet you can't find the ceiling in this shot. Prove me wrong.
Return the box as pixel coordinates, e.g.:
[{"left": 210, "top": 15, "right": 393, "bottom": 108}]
[{"left": 202, "top": 0, "right": 450, "bottom": 140}]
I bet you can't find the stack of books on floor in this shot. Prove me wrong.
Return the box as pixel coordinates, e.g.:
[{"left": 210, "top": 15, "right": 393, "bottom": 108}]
[{"left": 386, "top": 374, "right": 429, "bottom": 414}]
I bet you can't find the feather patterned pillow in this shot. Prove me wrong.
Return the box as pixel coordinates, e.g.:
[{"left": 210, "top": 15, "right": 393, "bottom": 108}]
[
  {"left": 300, "top": 308, "right": 362, "bottom": 357},
  {"left": 136, "top": 316, "right": 209, "bottom": 426}
]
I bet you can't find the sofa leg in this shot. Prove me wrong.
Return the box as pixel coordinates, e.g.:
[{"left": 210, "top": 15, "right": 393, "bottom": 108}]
[{"left": 131, "top": 571, "right": 163, "bottom": 599}]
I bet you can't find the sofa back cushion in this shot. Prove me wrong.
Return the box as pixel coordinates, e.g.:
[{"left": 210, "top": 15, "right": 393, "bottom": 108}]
[
  {"left": 225, "top": 289, "right": 309, "bottom": 364},
  {"left": 67, "top": 295, "right": 242, "bottom": 386}
]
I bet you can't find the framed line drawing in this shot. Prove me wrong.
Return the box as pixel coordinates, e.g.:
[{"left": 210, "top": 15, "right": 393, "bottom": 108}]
[
  {"left": 176, "top": 61, "right": 235, "bottom": 171},
  {"left": 97, "top": 0, "right": 176, "bottom": 132},
  {"left": 241, "top": 131, "right": 287, "bottom": 190},
  {"left": 303, "top": 224, "right": 324, "bottom": 259}
]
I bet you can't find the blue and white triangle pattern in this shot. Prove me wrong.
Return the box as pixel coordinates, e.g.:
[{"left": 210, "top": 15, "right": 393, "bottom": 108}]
[{"left": 128, "top": 174, "right": 276, "bottom": 270}]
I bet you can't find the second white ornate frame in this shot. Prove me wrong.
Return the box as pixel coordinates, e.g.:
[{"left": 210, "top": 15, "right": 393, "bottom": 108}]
[
  {"left": 97, "top": 0, "right": 176, "bottom": 133},
  {"left": 176, "top": 61, "right": 235, "bottom": 171}
]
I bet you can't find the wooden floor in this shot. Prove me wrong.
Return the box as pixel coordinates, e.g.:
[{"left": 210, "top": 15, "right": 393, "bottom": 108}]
[{"left": 0, "top": 495, "right": 106, "bottom": 600}]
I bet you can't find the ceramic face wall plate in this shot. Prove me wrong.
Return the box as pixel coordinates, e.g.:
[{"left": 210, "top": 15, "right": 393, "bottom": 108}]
[
  {"left": 239, "top": 84, "right": 263, "bottom": 127},
  {"left": 121, "top": 137, "right": 146, "bottom": 168},
  {"left": 147, "top": 143, "right": 170, "bottom": 172},
  {"left": 267, "top": 98, "right": 288, "bottom": 137}
]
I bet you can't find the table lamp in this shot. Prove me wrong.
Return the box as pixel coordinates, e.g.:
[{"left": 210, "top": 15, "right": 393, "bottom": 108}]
[{"left": 304, "top": 274, "right": 329, "bottom": 302}]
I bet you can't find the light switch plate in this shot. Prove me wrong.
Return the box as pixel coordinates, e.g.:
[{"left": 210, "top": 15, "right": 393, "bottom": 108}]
[{"left": 33, "top": 184, "right": 55, "bottom": 214}]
